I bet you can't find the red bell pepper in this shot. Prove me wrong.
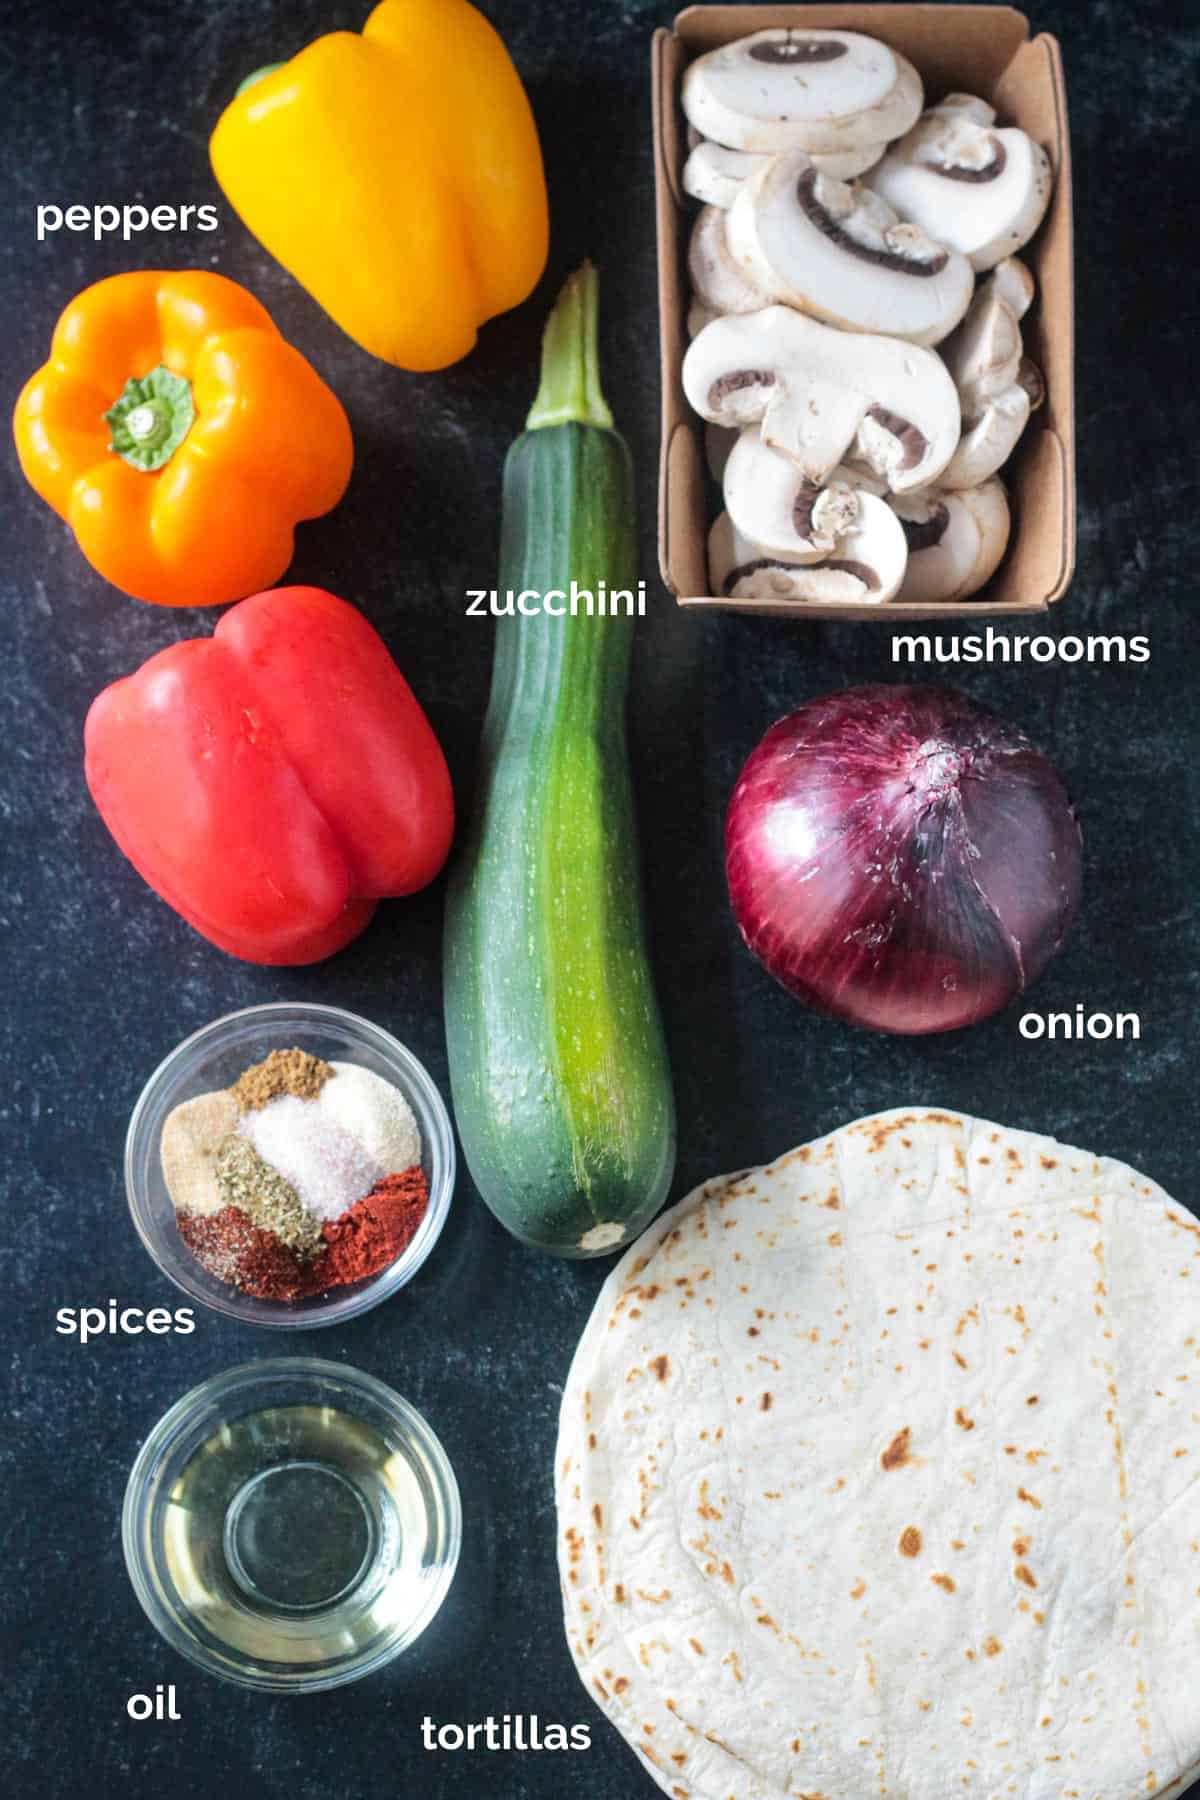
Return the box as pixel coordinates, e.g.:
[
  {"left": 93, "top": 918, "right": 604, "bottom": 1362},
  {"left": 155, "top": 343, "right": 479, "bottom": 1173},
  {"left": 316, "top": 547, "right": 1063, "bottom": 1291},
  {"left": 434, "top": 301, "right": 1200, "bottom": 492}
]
[{"left": 84, "top": 586, "right": 454, "bottom": 963}]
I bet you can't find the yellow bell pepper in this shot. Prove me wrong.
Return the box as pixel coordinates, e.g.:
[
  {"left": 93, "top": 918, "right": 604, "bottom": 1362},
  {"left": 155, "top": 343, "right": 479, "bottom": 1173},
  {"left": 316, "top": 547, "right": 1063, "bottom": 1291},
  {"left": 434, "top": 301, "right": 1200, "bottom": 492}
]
[
  {"left": 13, "top": 270, "right": 353, "bottom": 607},
  {"left": 210, "top": 0, "right": 549, "bottom": 372}
]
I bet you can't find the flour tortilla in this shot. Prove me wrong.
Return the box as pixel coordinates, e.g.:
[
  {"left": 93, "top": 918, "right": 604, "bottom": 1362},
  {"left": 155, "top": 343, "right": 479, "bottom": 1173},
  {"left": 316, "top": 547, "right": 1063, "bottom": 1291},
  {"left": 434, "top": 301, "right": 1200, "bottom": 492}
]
[{"left": 556, "top": 1108, "right": 1200, "bottom": 1800}]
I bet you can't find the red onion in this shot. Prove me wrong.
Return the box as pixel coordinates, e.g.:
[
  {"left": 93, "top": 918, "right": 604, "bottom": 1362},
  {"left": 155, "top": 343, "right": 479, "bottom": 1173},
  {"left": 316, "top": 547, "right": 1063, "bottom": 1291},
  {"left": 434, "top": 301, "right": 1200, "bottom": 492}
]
[{"left": 725, "top": 685, "right": 1083, "bottom": 1035}]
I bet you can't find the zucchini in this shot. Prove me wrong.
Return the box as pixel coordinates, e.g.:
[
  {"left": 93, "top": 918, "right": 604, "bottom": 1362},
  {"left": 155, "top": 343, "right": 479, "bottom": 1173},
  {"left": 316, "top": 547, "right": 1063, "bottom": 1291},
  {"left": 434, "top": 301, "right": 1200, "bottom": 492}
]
[{"left": 444, "top": 264, "right": 676, "bottom": 1257}]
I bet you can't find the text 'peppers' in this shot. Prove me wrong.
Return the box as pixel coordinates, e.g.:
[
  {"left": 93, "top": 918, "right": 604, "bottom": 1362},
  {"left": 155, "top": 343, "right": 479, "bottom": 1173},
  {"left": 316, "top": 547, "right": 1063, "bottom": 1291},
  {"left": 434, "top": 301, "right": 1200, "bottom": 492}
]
[
  {"left": 85, "top": 587, "right": 454, "bottom": 964},
  {"left": 210, "top": 0, "right": 548, "bottom": 371},
  {"left": 14, "top": 271, "right": 353, "bottom": 607}
]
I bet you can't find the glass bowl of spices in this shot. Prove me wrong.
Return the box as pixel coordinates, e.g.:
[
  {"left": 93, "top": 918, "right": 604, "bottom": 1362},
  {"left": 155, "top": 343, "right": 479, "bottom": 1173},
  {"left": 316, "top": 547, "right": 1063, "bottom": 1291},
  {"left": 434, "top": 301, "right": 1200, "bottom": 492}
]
[
  {"left": 126, "top": 1003, "right": 455, "bottom": 1327},
  {"left": 123, "top": 1357, "right": 462, "bottom": 1691}
]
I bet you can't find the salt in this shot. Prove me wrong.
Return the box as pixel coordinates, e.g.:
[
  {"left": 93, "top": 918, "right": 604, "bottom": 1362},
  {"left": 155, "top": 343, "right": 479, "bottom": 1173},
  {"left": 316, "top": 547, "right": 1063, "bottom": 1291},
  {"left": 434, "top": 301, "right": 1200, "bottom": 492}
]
[
  {"left": 321, "top": 1063, "right": 422, "bottom": 1171},
  {"left": 242, "top": 1094, "right": 384, "bottom": 1223}
]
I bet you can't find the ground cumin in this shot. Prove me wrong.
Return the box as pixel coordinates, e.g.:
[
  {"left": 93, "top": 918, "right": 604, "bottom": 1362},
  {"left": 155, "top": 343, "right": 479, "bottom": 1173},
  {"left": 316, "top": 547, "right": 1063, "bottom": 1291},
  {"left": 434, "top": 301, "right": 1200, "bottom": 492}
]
[{"left": 229, "top": 1047, "right": 333, "bottom": 1112}]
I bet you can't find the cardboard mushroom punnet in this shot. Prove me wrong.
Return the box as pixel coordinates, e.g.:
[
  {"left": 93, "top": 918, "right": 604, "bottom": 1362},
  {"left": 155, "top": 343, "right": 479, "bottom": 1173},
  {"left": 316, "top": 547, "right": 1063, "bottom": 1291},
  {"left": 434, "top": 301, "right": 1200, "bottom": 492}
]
[
  {"left": 683, "top": 306, "right": 961, "bottom": 493},
  {"left": 727, "top": 151, "right": 975, "bottom": 345},
  {"left": 709, "top": 506, "right": 903, "bottom": 603},
  {"left": 891, "top": 478, "right": 1010, "bottom": 601},
  {"left": 681, "top": 26, "right": 923, "bottom": 154},
  {"left": 653, "top": 5, "right": 1076, "bottom": 620},
  {"left": 867, "top": 93, "right": 1053, "bottom": 271}
]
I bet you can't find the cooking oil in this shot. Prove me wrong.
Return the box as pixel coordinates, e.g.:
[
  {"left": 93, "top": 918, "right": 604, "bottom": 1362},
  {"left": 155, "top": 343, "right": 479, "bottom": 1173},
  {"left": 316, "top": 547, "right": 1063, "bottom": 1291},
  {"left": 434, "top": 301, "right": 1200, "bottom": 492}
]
[{"left": 162, "top": 1402, "right": 445, "bottom": 1665}]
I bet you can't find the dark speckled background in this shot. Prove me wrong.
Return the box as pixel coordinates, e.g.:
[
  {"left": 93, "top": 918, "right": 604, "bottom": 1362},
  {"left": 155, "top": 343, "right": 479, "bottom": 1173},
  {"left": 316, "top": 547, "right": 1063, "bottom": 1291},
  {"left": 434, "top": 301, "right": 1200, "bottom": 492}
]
[{"left": 2, "top": 1, "right": 1198, "bottom": 1795}]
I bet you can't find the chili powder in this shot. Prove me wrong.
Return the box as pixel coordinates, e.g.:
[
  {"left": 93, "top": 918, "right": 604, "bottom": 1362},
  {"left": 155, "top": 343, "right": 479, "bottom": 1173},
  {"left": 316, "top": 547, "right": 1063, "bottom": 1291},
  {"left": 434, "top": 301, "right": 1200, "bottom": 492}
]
[{"left": 311, "top": 1167, "right": 430, "bottom": 1288}]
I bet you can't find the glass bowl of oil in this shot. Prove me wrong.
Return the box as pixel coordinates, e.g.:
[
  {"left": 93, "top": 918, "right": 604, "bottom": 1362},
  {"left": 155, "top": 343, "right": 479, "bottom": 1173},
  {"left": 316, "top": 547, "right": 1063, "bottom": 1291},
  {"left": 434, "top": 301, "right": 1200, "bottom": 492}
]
[
  {"left": 125, "top": 1002, "right": 456, "bottom": 1329},
  {"left": 123, "top": 1359, "right": 462, "bottom": 1691}
]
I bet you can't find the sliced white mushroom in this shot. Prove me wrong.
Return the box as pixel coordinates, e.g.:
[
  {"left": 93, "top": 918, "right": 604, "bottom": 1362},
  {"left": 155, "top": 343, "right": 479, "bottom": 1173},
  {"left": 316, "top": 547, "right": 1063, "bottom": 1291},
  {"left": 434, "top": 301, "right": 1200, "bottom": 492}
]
[
  {"left": 709, "top": 507, "right": 904, "bottom": 604},
  {"left": 723, "top": 429, "right": 905, "bottom": 566},
  {"left": 939, "top": 387, "right": 1031, "bottom": 489},
  {"left": 866, "top": 94, "right": 1053, "bottom": 271},
  {"left": 682, "top": 29, "right": 923, "bottom": 156},
  {"left": 683, "top": 138, "right": 885, "bottom": 208},
  {"left": 683, "top": 306, "right": 961, "bottom": 494},
  {"left": 705, "top": 422, "right": 737, "bottom": 485},
  {"left": 891, "top": 479, "right": 1010, "bottom": 602},
  {"left": 936, "top": 273, "right": 1043, "bottom": 487},
  {"left": 726, "top": 153, "right": 974, "bottom": 346},
  {"left": 940, "top": 285, "right": 1023, "bottom": 417},
  {"left": 688, "top": 204, "right": 776, "bottom": 316},
  {"left": 990, "top": 256, "right": 1035, "bottom": 320},
  {"left": 1018, "top": 357, "right": 1046, "bottom": 412}
]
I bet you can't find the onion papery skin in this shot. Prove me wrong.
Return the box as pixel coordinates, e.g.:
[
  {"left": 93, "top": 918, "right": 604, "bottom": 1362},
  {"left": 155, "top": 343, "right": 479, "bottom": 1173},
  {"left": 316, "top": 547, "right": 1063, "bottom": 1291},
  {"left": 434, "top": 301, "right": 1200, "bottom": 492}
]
[{"left": 724, "top": 685, "right": 1083, "bottom": 1036}]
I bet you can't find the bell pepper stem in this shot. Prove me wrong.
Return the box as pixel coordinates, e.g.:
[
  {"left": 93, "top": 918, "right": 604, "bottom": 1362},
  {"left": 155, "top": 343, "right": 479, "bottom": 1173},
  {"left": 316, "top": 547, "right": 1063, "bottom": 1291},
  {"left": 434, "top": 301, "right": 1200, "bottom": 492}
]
[
  {"left": 526, "top": 262, "right": 614, "bottom": 434},
  {"left": 104, "top": 366, "right": 195, "bottom": 472},
  {"left": 237, "top": 63, "right": 284, "bottom": 97}
]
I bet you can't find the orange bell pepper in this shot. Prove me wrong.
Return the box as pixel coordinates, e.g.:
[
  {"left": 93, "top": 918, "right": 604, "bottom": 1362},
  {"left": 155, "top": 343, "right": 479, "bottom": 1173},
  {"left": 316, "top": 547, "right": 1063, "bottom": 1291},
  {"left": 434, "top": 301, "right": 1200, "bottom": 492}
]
[
  {"left": 13, "top": 270, "right": 353, "bottom": 607},
  {"left": 209, "top": 0, "right": 548, "bottom": 371}
]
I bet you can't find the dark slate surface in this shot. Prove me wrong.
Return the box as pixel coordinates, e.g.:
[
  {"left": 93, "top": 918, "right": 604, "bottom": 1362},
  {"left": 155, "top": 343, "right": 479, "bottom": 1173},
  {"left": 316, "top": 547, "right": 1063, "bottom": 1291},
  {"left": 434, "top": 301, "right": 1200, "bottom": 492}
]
[{"left": 1, "top": 1, "right": 1197, "bottom": 1795}]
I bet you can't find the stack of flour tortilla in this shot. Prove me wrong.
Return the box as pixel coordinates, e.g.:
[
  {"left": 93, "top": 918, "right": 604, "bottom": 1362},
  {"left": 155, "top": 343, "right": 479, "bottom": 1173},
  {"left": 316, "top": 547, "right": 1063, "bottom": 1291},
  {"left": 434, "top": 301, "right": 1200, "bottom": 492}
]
[{"left": 556, "top": 1108, "right": 1200, "bottom": 1800}]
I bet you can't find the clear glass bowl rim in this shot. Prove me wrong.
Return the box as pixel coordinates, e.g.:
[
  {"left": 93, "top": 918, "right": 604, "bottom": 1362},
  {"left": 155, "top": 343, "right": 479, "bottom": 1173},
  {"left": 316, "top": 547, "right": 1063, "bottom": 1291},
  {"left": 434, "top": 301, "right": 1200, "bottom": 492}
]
[{"left": 121, "top": 1355, "right": 463, "bottom": 1692}]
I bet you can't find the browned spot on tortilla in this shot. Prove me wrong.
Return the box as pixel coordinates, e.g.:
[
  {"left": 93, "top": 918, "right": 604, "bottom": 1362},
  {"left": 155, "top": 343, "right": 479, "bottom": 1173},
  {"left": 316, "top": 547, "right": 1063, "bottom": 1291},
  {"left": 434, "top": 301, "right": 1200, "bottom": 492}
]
[
  {"left": 824, "top": 1191, "right": 841, "bottom": 1210},
  {"left": 1017, "top": 1487, "right": 1043, "bottom": 1509},
  {"left": 850, "top": 1577, "right": 867, "bottom": 1599},
  {"left": 1015, "top": 1564, "right": 1038, "bottom": 1589},
  {"left": 747, "top": 1325, "right": 760, "bottom": 1337},
  {"left": 954, "top": 1352, "right": 969, "bottom": 1370},
  {"left": 697, "top": 1482, "right": 723, "bottom": 1522},
  {"left": 614, "top": 1584, "right": 626, "bottom": 1603},
  {"left": 955, "top": 1408, "right": 975, "bottom": 1431},
  {"left": 688, "top": 1638, "right": 704, "bottom": 1655},
  {"left": 721, "top": 1561, "right": 735, "bottom": 1585},
  {"left": 984, "top": 1637, "right": 1003, "bottom": 1657},
  {"left": 882, "top": 1427, "right": 912, "bottom": 1470},
  {"left": 931, "top": 1573, "right": 957, "bottom": 1593},
  {"left": 1013, "top": 1537, "right": 1030, "bottom": 1556},
  {"left": 1027, "top": 1395, "right": 1040, "bottom": 1406},
  {"left": 650, "top": 1355, "right": 669, "bottom": 1381},
  {"left": 757, "top": 1613, "right": 779, "bottom": 1632},
  {"left": 899, "top": 1526, "right": 922, "bottom": 1558},
  {"left": 760, "top": 1392, "right": 773, "bottom": 1412},
  {"left": 594, "top": 1680, "right": 610, "bottom": 1700},
  {"left": 828, "top": 1231, "right": 842, "bottom": 1247},
  {"left": 1040, "top": 1156, "right": 1058, "bottom": 1170}
]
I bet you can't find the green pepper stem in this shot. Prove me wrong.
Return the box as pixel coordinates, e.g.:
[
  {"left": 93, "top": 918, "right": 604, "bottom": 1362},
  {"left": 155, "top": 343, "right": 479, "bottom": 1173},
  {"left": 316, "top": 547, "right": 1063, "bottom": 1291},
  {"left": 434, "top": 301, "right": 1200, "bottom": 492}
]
[
  {"left": 526, "top": 262, "right": 614, "bottom": 433},
  {"left": 237, "top": 62, "right": 284, "bottom": 97},
  {"left": 105, "top": 366, "right": 195, "bottom": 473}
]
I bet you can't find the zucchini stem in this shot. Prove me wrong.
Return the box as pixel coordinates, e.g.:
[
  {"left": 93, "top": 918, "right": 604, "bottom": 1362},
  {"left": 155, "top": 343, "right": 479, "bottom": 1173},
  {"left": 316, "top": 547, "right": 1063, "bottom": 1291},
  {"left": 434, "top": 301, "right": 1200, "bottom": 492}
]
[{"left": 526, "top": 262, "right": 614, "bottom": 434}]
